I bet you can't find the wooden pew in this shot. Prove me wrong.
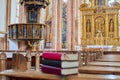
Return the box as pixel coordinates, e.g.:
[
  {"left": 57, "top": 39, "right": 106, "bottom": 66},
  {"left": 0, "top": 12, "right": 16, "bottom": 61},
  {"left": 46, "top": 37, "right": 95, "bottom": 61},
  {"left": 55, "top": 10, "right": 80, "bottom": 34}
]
[
  {"left": 80, "top": 48, "right": 103, "bottom": 66},
  {"left": 0, "top": 50, "right": 79, "bottom": 80}
]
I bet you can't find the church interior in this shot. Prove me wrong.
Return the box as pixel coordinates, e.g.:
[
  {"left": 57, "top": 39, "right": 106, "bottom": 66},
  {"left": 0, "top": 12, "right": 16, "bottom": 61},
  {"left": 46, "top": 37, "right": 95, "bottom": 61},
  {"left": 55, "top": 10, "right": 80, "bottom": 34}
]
[{"left": 0, "top": 0, "right": 120, "bottom": 80}]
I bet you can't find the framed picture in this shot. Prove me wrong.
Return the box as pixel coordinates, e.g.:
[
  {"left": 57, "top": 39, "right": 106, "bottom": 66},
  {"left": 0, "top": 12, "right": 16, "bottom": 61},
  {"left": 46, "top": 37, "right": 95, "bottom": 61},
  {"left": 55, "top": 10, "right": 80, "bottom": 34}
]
[{"left": 28, "top": 7, "right": 38, "bottom": 23}]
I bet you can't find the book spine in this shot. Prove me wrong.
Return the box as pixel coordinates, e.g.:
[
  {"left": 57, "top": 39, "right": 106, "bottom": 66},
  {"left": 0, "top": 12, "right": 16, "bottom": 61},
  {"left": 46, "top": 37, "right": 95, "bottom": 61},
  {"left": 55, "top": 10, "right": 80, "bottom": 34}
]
[
  {"left": 41, "top": 58, "right": 61, "bottom": 67},
  {"left": 42, "top": 52, "right": 62, "bottom": 60},
  {"left": 41, "top": 65, "right": 61, "bottom": 75}
]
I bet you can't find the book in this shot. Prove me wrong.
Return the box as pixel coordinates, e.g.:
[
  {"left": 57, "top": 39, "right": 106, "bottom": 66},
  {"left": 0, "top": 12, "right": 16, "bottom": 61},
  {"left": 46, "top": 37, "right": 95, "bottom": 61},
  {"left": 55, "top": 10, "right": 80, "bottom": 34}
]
[
  {"left": 41, "top": 58, "right": 79, "bottom": 68},
  {"left": 41, "top": 65, "right": 78, "bottom": 75},
  {"left": 42, "top": 52, "right": 78, "bottom": 61}
]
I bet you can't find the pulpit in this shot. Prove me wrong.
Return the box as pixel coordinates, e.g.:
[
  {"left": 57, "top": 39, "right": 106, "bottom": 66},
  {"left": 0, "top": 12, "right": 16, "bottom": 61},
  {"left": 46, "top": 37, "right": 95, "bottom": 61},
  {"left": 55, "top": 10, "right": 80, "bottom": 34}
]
[{"left": 8, "top": 0, "right": 49, "bottom": 51}]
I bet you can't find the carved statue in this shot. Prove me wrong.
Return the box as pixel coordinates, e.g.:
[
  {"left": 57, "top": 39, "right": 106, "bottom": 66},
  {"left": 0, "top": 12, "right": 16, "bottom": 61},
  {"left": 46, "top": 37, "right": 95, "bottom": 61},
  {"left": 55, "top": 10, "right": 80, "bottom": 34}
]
[
  {"left": 33, "top": 27, "right": 39, "bottom": 37},
  {"left": 95, "top": 17, "right": 105, "bottom": 34},
  {"left": 96, "top": 30, "right": 104, "bottom": 45},
  {"left": 109, "top": 19, "right": 114, "bottom": 32},
  {"left": 86, "top": 19, "right": 91, "bottom": 32}
]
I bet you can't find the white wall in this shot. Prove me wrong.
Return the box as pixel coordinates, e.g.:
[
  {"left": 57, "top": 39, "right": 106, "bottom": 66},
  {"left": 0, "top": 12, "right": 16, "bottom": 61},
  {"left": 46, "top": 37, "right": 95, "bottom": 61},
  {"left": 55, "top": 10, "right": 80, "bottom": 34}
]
[
  {"left": 9, "top": 40, "right": 18, "bottom": 50},
  {"left": 0, "top": 0, "right": 6, "bottom": 37},
  {"left": 9, "top": 0, "right": 19, "bottom": 50},
  {"left": 11, "top": 0, "right": 19, "bottom": 24}
]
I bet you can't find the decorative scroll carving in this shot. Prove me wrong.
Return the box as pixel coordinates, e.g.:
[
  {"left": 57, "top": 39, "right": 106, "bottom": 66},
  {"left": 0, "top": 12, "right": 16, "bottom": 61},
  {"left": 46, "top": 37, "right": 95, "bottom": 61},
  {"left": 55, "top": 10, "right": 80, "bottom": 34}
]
[
  {"left": 110, "top": 2, "right": 120, "bottom": 7},
  {"left": 80, "top": 3, "right": 88, "bottom": 8}
]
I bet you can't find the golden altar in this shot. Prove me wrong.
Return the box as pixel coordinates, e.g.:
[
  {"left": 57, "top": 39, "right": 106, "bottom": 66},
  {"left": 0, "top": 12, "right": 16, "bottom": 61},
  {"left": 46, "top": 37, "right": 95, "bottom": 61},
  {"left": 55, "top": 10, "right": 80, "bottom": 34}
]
[{"left": 80, "top": 0, "right": 120, "bottom": 46}]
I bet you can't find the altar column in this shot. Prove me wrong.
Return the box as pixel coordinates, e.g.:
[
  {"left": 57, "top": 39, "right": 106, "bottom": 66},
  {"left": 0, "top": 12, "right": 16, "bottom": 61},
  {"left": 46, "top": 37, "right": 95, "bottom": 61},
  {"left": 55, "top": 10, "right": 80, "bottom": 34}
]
[
  {"left": 105, "top": 14, "right": 109, "bottom": 37},
  {"left": 114, "top": 14, "right": 118, "bottom": 37},
  {"left": 91, "top": 0, "right": 94, "bottom": 7},
  {"left": 91, "top": 15, "right": 94, "bottom": 38},
  {"left": 105, "top": 0, "right": 108, "bottom": 6},
  {"left": 83, "top": 16, "right": 86, "bottom": 38}
]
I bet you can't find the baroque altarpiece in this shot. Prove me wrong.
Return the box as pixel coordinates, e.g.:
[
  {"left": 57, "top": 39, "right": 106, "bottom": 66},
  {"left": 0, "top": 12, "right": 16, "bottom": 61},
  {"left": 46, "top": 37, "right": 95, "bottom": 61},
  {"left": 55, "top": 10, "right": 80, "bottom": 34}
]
[{"left": 80, "top": 0, "right": 120, "bottom": 46}]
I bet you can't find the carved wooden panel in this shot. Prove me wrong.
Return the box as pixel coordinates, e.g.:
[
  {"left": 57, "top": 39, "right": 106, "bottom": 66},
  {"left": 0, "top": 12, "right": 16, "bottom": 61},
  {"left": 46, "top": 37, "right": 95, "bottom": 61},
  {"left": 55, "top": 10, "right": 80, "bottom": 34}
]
[
  {"left": 18, "top": 25, "right": 24, "bottom": 39},
  {"left": 12, "top": 25, "right": 17, "bottom": 39},
  {"left": 33, "top": 24, "right": 40, "bottom": 39},
  {"left": 27, "top": 24, "right": 33, "bottom": 39},
  {"left": 0, "top": 38, "right": 5, "bottom": 50},
  {"left": 12, "top": 53, "right": 27, "bottom": 72},
  {"left": 0, "top": 52, "right": 6, "bottom": 71}
]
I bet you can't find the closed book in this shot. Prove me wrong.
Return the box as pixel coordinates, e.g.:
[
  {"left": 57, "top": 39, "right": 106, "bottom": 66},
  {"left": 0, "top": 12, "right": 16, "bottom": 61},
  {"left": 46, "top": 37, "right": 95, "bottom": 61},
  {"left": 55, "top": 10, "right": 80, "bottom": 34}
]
[
  {"left": 41, "top": 65, "right": 78, "bottom": 75},
  {"left": 42, "top": 52, "right": 78, "bottom": 61},
  {"left": 41, "top": 58, "right": 79, "bottom": 68}
]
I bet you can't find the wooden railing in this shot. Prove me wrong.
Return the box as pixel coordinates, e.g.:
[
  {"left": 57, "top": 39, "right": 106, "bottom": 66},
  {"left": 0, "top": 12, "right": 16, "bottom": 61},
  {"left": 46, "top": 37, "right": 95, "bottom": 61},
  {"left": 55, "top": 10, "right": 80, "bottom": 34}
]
[
  {"left": 0, "top": 50, "right": 104, "bottom": 71},
  {"left": 0, "top": 50, "right": 104, "bottom": 80},
  {"left": 79, "top": 48, "right": 103, "bottom": 66},
  {"left": 0, "top": 51, "right": 79, "bottom": 71}
]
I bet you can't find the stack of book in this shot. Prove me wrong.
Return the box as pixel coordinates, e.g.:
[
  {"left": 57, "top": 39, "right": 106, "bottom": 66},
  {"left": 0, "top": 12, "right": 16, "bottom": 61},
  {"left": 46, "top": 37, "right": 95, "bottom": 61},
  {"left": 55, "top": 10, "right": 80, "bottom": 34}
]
[{"left": 41, "top": 52, "right": 79, "bottom": 75}]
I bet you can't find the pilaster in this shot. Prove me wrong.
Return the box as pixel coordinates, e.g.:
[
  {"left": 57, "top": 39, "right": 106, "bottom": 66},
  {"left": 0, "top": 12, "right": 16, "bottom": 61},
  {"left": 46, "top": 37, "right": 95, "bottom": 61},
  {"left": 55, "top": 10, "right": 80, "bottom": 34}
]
[
  {"left": 106, "top": 14, "right": 109, "bottom": 37},
  {"left": 114, "top": 14, "right": 118, "bottom": 37},
  {"left": 83, "top": 16, "right": 86, "bottom": 38},
  {"left": 6, "top": 0, "right": 11, "bottom": 50},
  {"left": 92, "top": 15, "right": 94, "bottom": 38},
  {"left": 51, "top": 0, "right": 57, "bottom": 50},
  {"left": 66, "top": 0, "right": 72, "bottom": 50}
]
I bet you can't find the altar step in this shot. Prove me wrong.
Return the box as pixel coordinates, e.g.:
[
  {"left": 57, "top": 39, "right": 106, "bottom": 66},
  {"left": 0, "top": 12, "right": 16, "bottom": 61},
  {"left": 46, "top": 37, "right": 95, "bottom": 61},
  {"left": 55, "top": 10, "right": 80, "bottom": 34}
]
[
  {"left": 88, "top": 62, "right": 120, "bottom": 67},
  {"left": 79, "top": 66, "right": 120, "bottom": 75},
  {"left": 79, "top": 55, "right": 120, "bottom": 75},
  {"left": 67, "top": 73, "right": 120, "bottom": 80},
  {"left": 96, "top": 55, "right": 120, "bottom": 62}
]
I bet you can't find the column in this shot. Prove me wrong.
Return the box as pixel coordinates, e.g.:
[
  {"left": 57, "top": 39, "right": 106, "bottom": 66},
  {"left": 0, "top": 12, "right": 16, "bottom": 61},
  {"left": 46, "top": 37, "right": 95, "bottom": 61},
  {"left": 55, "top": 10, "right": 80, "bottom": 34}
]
[
  {"left": 114, "top": 14, "right": 118, "bottom": 37},
  {"left": 6, "top": 0, "right": 11, "bottom": 50},
  {"left": 91, "top": 15, "right": 94, "bottom": 38},
  {"left": 51, "top": 0, "right": 57, "bottom": 50},
  {"left": 57, "top": 0, "right": 62, "bottom": 50},
  {"left": 71, "top": 0, "right": 76, "bottom": 50},
  {"left": 77, "top": 0, "right": 82, "bottom": 45},
  {"left": 91, "top": 0, "right": 94, "bottom": 7},
  {"left": 35, "top": 53, "right": 40, "bottom": 71},
  {"left": 66, "top": 0, "right": 72, "bottom": 50},
  {"left": 26, "top": 51, "right": 31, "bottom": 70},
  {"left": 105, "top": 14, "right": 109, "bottom": 37},
  {"left": 83, "top": 16, "right": 86, "bottom": 38},
  {"left": 105, "top": 0, "right": 108, "bottom": 6}
]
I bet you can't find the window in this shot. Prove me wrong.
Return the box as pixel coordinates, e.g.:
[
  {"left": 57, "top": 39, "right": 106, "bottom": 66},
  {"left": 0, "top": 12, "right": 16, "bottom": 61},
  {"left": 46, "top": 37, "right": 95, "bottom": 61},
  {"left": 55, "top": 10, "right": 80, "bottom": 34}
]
[{"left": 62, "top": 0, "right": 67, "bottom": 49}]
